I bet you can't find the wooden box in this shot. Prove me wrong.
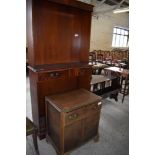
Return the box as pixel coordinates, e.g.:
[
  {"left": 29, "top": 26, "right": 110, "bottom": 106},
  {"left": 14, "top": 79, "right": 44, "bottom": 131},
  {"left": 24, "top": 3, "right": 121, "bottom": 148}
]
[{"left": 45, "top": 89, "right": 102, "bottom": 155}]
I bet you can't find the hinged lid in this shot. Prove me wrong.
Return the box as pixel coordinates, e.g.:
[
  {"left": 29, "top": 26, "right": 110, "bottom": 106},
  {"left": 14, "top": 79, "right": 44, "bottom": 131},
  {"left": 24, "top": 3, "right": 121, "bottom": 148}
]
[{"left": 45, "top": 89, "right": 102, "bottom": 112}]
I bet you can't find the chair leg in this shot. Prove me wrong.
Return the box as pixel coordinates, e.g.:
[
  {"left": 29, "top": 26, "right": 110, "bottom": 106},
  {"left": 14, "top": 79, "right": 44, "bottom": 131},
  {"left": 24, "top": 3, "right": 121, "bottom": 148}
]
[
  {"left": 32, "top": 131, "right": 39, "bottom": 155},
  {"left": 122, "top": 78, "right": 128, "bottom": 103},
  {"left": 122, "top": 94, "right": 125, "bottom": 103}
]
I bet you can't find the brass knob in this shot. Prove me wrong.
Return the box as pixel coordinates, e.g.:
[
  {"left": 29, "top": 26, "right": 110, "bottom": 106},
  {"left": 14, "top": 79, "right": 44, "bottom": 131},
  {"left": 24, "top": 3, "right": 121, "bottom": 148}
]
[
  {"left": 73, "top": 113, "right": 78, "bottom": 118},
  {"left": 68, "top": 115, "right": 73, "bottom": 120}
]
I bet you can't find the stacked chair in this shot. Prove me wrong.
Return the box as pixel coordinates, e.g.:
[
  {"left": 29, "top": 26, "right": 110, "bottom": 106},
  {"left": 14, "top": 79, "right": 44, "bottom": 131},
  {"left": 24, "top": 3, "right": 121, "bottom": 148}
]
[
  {"left": 89, "top": 49, "right": 129, "bottom": 102},
  {"left": 89, "top": 49, "right": 129, "bottom": 69}
]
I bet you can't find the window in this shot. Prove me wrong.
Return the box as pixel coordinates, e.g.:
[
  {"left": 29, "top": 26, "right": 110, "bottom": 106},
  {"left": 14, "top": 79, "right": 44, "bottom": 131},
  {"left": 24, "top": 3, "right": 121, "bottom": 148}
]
[{"left": 112, "top": 27, "right": 129, "bottom": 48}]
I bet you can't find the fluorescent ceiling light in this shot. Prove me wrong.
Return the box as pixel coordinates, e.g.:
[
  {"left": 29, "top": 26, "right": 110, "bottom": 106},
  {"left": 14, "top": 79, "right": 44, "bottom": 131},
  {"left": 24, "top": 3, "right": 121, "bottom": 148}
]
[{"left": 113, "top": 7, "right": 129, "bottom": 14}]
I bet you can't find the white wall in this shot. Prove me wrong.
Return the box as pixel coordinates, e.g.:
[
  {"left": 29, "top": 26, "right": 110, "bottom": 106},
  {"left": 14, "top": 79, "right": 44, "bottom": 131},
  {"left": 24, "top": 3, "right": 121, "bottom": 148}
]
[{"left": 90, "top": 10, "right": 129, "bottom": 51}]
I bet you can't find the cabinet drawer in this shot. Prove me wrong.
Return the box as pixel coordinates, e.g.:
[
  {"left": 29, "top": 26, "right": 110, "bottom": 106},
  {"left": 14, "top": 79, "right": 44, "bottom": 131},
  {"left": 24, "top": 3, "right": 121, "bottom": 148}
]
[
  {"left": 86, "top": 102, "right": 102, "bottom": 115},
  {"left": 69, "top": 67, "right": 91, "bottom": 77},
  {"left": 79, "top": 67, "right": 92, "bottom": 76},
  {"left": 65, "top": 107, "right": 86, "bottom": 125},
  {"left": 38, "top": 70, "right": 69, "bottom": 81}
]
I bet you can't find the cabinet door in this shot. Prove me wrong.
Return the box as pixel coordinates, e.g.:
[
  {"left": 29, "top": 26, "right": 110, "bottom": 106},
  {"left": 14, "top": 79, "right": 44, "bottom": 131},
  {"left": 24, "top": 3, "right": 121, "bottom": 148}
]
[
  {"left": 84, "top": 113, "right": 100, "bottom": 141},
  {"left": 32, "top": 1, "right": 83, "bottom": 65},
  {"left": 64, "top": 120, "right": 83, "bottom": 152}
]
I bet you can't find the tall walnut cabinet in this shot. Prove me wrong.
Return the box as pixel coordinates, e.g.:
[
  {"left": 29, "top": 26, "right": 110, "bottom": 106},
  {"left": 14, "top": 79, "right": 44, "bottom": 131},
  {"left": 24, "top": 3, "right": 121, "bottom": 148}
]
[{"left": 27, "top": 0, "right": 94, "bottom": 139}]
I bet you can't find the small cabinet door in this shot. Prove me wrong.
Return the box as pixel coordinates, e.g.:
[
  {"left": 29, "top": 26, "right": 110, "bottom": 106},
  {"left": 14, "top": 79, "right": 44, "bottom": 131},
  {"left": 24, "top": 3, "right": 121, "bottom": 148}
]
[
  {"left": 84, "top": 113, "right": 100, "bottom": 141},
  {"left": 64, "top": 120, "right": 83, "bottom": 152}
]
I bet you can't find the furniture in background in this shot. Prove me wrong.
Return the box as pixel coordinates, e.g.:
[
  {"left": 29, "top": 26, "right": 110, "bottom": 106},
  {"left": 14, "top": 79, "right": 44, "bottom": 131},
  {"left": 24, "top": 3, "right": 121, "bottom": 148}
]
[
  {"left": 27, "top": 0, "right": 93, "bottom": 139},
  {"left": 104, "top": 66, "right": 129, "bottom": 102},
  {"left": 89, "top": 51, "right": 97, "bottom": 65},
  {"left": 91, "top": 75, "right": 121, "bottom": 101},
  {"left": 26, "top": 117, "right": 39, "bottom": 155},
  {"left": 45, "top": 89, "right": 102, "bottom": 155},
  {"left": 91, "top": 63, "right": 108, "bottom": 75},
  {"left": 90, "top": 49, "right": 129, "bottom": 68},
  {"left": 120, "top": 75, "right": 129, "bottom": 102},
  {"left": 104, "top": 67, "right": 129, "bottom": 76}
]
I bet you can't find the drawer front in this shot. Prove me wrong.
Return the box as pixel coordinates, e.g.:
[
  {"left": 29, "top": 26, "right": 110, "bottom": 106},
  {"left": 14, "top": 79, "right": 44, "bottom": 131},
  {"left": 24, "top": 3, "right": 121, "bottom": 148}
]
[
  {"left": 64, "top": 120, "right": 83, "bottom": 152},
  {"left": 84, "top": 114, "right": 100, "bottom": 141},
  {"left": 86, "top": 102, "right": 102, "bottom": 116},
  {"left": 79, "top": 67, "right": 92, "bottom": 76},
  {"left": 65, "top": 107, "right": 86, "bottom": 125},
  {"left": 69, "top": 67, "right": 92, "bottom": 77},
  {"left": 38, "top": 70, "right": 69, "bottom": 81},
  {"left": 69, "top": 68, "right": 79, "bottom": 77}
]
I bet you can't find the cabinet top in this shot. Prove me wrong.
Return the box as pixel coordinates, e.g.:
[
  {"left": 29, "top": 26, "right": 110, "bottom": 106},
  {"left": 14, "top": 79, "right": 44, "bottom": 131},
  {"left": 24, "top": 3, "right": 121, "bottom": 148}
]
[
  {"left": 48, "top": 0, "right": 94, "bottom": 12},
  {"left": 28, "top": 62, "right": 92, "bottom": 73},
  {"left": 45, "top": 89, "right": 102, "bottom": 112}
]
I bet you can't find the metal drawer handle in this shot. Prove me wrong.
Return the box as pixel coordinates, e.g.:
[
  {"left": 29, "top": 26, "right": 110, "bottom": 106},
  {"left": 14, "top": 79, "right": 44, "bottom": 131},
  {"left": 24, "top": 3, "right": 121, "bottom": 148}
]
[
  {"left": 50, "top": 72, "right": 61, "bottom": 78},
  {"left": 68, "top": 113, "right": 78, "bottom": 120},
  {"left": 73, "top": 113, "right": 78, "bottom": 118}
]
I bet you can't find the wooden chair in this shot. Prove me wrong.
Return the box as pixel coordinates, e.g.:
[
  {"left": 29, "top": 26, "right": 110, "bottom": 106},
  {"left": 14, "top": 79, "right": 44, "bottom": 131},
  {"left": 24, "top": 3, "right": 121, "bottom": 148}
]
[
  {"left": 97, "top": 53, "right": 103, "bottom": 63},
  {"left": 26, "top": 117, "right": 40, "bottom": 155},
  {"left": 120, "top": 75, "right": 129, "bottom": 103},
  {"left": 89, "top": 51, "right": 97, "bottom": 65},
  {"left": 104, "top": 51, "right": 112, "bottom": 66}
]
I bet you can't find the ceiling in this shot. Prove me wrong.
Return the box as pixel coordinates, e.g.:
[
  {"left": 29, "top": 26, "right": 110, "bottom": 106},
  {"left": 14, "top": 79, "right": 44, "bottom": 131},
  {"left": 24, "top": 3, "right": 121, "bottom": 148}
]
[
  {"left": 78, "top": 0, "right": 129, "bottom": 7},
  {"left": 78, "top": 0, "right": 129, "bottom": 15},
  {"left": 97, "top": 0, "right": 129, "bottom": 7}
]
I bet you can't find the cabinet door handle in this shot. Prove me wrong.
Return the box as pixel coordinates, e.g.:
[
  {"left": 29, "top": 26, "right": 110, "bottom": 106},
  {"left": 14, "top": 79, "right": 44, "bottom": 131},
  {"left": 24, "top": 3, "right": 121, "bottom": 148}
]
[
  {"left": 73, "top": 113, "right": 78, "bottom": 118},
  {"left": 68, "top": 115, "right": 73, "bottom": 120},
  {"left": 68, "top": 113, "right": 78, "bottom": 120}
]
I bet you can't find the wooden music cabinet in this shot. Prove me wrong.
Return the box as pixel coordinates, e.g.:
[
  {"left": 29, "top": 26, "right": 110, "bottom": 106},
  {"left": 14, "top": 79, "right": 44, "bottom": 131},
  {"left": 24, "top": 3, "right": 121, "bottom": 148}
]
[
  {"left": 45, "top": 89, "right": 102, "bottom": 155},
  {"left": 27, "top": 0, "right": 94, "bottom": 139}
]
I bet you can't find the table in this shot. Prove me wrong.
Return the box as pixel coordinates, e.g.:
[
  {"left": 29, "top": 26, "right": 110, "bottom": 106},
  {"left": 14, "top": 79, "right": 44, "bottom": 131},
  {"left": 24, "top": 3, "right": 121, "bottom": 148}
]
[
  {"left": 104, "top": 67, "right": 129, "bottom": 102},
  {"left": 104, "top": 66, "right": 129, "bottom": 77},
  {"left": 91, "top": 63, "right": 108, "bottom": 75},
  {"left": 90, "top": 75, "right": 121, "bottom": 101}
]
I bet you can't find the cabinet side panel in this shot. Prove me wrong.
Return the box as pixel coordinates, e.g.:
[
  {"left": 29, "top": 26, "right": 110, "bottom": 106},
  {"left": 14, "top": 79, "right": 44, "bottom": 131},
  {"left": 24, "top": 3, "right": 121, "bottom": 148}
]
[
  {"left": 26, "top": 0, "right": 35, "bottom": 66},
  {"left": 47, "top": 103, "right": 61, "bottom": 150},
  {"left": 29, "top": 70, "right": 39, "bottom": 128}
]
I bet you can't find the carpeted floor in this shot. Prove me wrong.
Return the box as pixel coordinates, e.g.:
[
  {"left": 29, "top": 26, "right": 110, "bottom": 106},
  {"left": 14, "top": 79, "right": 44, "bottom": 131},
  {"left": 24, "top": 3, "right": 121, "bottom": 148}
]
[{"left": 26, "top": 77, "right": 129, "bottom": 155}]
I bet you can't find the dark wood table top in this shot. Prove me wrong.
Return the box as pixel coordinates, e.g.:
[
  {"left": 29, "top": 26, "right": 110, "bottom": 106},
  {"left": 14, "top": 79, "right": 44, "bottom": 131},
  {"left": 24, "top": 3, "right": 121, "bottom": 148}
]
[{"left": 45, "top": 89, "right": 102, "bottom": 112}]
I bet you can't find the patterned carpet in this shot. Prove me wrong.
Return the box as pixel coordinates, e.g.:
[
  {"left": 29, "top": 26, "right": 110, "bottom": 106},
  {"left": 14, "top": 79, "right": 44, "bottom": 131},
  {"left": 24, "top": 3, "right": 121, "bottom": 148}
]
[{"left": 26, "top": 77, "right": 129, "bottom": 155}]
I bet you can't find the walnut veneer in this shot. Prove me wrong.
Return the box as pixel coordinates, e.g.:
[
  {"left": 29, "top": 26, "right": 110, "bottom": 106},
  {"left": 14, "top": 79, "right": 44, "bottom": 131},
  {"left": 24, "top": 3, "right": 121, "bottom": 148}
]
[
  {"left": 27, "top": 0, "right": 93, "bottom": 139},
  {"left": 45, "top": 89, "right": 102, "bottom": 155}
]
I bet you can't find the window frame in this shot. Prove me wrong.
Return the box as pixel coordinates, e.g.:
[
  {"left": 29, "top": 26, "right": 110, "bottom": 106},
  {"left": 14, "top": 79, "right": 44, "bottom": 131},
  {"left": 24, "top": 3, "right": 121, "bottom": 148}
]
[{"left": 112, "top": 26, "right": 129, "bottom": 48}]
